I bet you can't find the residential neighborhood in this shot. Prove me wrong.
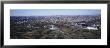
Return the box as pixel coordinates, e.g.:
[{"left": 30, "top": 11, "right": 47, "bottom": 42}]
[{"left": 10, "top": 15, "right": 101, "bottom": 39}]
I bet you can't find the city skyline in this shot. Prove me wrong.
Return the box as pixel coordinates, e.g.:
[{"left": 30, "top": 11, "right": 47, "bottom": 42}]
[{"left": 10, "top": 9, "right": 101, "bottom": 16}]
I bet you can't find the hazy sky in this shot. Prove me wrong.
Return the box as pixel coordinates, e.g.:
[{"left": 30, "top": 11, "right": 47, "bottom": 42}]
[{"left": 10, "top": 9, "right": 101, "bottom": 16}]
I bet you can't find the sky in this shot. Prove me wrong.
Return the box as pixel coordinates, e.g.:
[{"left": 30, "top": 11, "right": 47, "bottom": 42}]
[{"left": 10, "top": 9, "right": 101, "bottom": 16}]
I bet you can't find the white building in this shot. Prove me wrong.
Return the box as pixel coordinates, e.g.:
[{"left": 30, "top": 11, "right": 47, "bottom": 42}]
[
  {"left": 83, "top": 26, "right": 98, "bottom": 30},
  {"left": 49, "top": 25, "right": 58, "bottom": 30}
]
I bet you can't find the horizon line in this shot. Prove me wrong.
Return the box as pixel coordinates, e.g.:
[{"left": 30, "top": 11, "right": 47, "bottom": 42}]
[{"left": 11, "top": 15, "right": 101, "bottom": 16}]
